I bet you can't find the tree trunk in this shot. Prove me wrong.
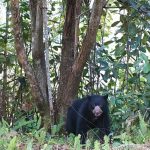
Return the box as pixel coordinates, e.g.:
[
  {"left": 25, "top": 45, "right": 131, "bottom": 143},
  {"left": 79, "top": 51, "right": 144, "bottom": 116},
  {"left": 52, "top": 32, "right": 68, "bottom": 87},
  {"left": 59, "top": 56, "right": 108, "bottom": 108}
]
[
  {"left": 43, "top": 0, "right": 54, "bottom": 125},
  {"left": 74, "top": 0, "right": 82, "bottom": 58},
  {"left": 30, "top": 0, "right": 48, "bottom": 102},
  {"left": 1, "top": 1, "right": 9, "bottom": 121},
  {"left": 10, "top": 0, "right": 50, "bottom": 129},
  {"left": 29, "top": 0, "right": 51, "bottom": 127},
  {"left": 0, "top": 90, "right": 4, "bottom": 120},
  {"left": 56, "top": 0, "right": 77, "bottom": 121},
  {"left": 57, "top": 0, "right": 106, "bottom": 119}
]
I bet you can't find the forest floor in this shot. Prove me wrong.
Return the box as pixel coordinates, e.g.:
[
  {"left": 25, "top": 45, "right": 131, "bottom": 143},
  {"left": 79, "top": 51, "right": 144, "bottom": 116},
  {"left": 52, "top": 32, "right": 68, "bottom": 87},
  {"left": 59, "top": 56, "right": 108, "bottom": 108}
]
[
  {"left": 17, "top": 142, "right": 150, "bottom": 150},
  {"left": 2, "top": 130, "right": 150, "bottom": 150},
  {"left": 50, "top": 143, "right": 150, "bottom": 150}
]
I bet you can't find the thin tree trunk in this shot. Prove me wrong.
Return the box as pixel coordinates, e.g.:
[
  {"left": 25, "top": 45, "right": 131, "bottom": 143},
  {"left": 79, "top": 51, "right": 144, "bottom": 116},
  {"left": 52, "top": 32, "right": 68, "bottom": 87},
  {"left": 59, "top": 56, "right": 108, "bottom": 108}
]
[
  {"left": 43, "top": 0, "right": 54, "bottom": 125},
  {"left": 1, "top": 1, "right": 9, "bottom": 121},
  {"left": 0, "top": 90, "right": 3, "bottom": 120}
]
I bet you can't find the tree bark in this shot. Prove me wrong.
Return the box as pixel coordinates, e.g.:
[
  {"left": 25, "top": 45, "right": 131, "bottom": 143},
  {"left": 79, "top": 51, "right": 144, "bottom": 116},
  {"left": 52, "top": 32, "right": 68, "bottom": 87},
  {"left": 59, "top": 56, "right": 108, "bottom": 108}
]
[
  {"left": 29, "top": 0, "right": 52, "bottom": 127},
  {"left": 29, "top": 0, "right": 48, "bottom": 102},
  {"left": 1, "top": 1, "right": 9, "bottom": 121},
  {"left": 0, "top": 90, "right": 4, "bottom": 120},
  {"left": 56, "top": 0, "right": 77, "bottom": 120},
  {"left": 10, "top": 0, "right": 50, "bottom": 129},
  {"left": 43, "top": 0, "right": 54, "bottom": 125},
  {"left": 57, "top": 0, "right": 106, "bottom": 118},
  {"left": 65, "top": 0, "right": 106, "bottom": 102},
  {"left": 74, "top": 0, "right": 82, "bottom": 58}
]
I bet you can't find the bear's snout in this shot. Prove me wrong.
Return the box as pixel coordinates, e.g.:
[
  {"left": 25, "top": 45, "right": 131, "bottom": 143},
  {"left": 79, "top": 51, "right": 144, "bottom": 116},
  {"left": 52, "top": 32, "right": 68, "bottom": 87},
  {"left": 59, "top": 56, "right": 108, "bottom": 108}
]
[{"left": 92, "top": 106, "right": 103, "bottom": 117}]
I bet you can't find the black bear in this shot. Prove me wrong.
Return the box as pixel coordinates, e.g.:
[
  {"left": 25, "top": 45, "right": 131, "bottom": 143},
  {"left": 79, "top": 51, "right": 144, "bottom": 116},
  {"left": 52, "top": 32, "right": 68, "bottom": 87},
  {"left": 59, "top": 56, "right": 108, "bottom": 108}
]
[{"left": 66, "top": 94, "right": 110, "bottom": 144}]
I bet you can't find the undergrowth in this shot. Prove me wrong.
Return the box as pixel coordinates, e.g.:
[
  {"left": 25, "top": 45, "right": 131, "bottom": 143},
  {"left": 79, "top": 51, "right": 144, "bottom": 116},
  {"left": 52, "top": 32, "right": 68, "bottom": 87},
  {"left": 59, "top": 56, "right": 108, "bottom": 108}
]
[{"left": 0, "top": 112, "right": 149, "bottom": 150}]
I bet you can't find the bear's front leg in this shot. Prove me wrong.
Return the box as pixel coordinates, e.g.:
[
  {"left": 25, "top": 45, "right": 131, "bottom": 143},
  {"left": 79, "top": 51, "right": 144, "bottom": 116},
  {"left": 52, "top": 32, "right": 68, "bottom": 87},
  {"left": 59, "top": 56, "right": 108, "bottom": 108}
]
[
  {"left": 76, "top": 117, "right": 88, "bottom": 144},
  {"left": 96, "top": 114, "right": 110, "bottom": 143}
]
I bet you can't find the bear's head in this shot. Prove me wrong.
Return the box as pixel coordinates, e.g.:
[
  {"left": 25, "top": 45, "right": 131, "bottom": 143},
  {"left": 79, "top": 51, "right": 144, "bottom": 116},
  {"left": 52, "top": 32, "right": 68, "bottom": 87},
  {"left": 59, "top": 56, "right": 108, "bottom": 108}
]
[{"left": 87, "top": 95, "right": 108, "bottom": 118}]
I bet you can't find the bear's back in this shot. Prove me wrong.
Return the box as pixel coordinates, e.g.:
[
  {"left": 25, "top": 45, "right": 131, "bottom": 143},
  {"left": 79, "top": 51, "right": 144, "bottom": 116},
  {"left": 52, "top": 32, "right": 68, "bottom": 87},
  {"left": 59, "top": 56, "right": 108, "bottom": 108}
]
[{"left": 71, "top": 99, "right": 85, "bottom": 111}]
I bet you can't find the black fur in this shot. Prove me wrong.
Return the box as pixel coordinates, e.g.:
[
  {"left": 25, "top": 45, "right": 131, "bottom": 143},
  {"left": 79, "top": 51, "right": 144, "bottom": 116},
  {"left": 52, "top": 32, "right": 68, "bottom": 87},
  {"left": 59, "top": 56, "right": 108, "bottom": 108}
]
[{"left": 66, "top": 95, "right": 110, "bottom": 144}]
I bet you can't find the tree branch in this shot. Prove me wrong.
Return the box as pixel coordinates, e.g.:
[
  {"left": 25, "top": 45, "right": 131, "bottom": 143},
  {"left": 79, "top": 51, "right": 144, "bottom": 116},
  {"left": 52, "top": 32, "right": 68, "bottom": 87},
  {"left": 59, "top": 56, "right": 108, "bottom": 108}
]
[{"left": 64, "top": 0, "right": 106, "bottom": 106}]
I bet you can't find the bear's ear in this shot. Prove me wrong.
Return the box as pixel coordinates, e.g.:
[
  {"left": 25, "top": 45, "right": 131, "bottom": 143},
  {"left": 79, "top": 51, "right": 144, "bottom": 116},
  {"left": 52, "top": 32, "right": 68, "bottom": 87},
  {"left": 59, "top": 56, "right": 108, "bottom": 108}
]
[{"left": 103, "top": 94, "right": 108, "bottom": 100}]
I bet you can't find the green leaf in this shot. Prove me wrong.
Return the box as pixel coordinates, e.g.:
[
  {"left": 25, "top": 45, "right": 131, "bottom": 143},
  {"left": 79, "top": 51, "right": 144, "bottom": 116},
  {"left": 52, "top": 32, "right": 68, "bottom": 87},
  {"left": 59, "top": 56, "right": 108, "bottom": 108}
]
[
  {"left": 143, "top": 63, "right": 150, "bottom": 73},
  {"left": 94, "top": 140, "right": 100, "bottom": 150},
  {"left": 139, "top": 47, "right": 146, "bottom": 52},
  {"left": 110, "top": 96, "right": 116, "bottom": 106},
  {"left": 7, "top": 136, "right": 17, "bottom": 150},
  {"left": 115, "top": 45, "right": 126, "bottom": 57},
  {"left": 128, "top": 23, "right": 137, "bottom": 36},
  {"left": 138, "top": 112, "right": 147, "bottom": 135},
  {"left": 128, "top": 76, "right": 137, "bottom": 84},
  {"left": 0, "top": 54, "right": 6, "bottom": 62},
  {"left": 146, "top": 74, "right": 150, "bottom": 84},
  {"left": 111, "top": 21, "right": 120, "bottom": 27},
  {"left": 26, "top": 140, "right": 33, "bottom": 150},
  {"left": 99, "top": 60, "right": 108, "bottom": 69},
  {"left": 117, "top": 63, "right": 127, "bottom": 69},
  {"left": 140, "top": 52, "right": 148, "bottom": 62},
  {"left": 74, "top": 135, "right": 81, "bottom": 150},
  {"left": 104, "top": 40, "right": 114, "bottom": 45}
]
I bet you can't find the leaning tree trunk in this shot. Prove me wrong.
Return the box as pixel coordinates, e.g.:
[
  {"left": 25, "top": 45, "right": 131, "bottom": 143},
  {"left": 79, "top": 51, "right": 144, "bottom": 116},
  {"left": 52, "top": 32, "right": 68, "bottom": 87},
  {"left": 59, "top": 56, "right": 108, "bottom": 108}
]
[
  {"left": 10, "top": 0, "right": 51, "bottom": 129},
  {"left": 57, "top": 0, "right": 106, "bottom": 120}
]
